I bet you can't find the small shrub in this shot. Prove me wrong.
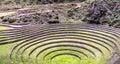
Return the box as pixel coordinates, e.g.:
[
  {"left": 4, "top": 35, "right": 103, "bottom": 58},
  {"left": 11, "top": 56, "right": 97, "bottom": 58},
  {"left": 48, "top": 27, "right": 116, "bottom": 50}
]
[
  {"left": 48, "top": 20, "right": 60, "bottom": 24},
  {"left": 3, "top": 1, "right": 14, "bottom": 5},
  {"left": 2, "top": 18, "right": 16, "bottom": 23},
  {"left": 0, "top": 16, "right": 4, "bottom": 19},
  {"left": 67, "top": 10, "right": 74, "bottom": 17},
  {"left": 2, "top": 18, "right": 8, "bottom": 22},
  {"left": 79, "top": 0, "right": 86, "bottom": 2},
  {"left": 8, "top": 18, "right": 16, "bottom": 23}
]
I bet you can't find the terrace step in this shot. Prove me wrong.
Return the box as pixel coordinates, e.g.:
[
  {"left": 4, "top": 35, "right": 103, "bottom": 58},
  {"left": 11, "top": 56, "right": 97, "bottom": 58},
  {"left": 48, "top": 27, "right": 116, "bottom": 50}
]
[{"left": 0, "top": 24, "right": 120, "bottom": 64}]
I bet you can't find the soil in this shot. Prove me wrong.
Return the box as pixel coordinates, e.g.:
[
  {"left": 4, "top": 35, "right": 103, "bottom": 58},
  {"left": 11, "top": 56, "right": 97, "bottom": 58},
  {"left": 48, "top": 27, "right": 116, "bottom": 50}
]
[{"left": 114, "top": 58, "right": 120, "bottom": 64}]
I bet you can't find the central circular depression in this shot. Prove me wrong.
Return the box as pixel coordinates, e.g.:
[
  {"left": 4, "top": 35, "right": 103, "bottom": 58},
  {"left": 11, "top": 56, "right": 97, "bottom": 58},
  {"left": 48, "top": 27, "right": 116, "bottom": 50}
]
[{"left": 51, "top": 55, "right": 81, "bottom": 64}]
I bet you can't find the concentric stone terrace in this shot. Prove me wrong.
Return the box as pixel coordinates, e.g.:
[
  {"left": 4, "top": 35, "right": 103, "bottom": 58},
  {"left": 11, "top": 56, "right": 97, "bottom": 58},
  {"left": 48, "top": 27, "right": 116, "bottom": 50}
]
[{"left": 0, "top": 24, "right": 120, "bottom": 64}]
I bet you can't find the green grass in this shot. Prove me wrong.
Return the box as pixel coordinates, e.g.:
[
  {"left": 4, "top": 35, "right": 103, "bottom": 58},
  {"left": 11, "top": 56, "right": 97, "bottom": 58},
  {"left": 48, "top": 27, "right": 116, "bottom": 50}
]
[
  {"left": 0, "top": 26, "right": 112, "bottom": 64},
  {"left": 0, "top": 26, "right": 12, "bottom": 30},
  {"left": 51, "top": 55, "right": 81, "bottom": 64},
  {"left": 0, "top": 43, "right": 16, "bottom": 64},
  {"left": 0, "top": 26, "right": 15, "bottom": 64}
]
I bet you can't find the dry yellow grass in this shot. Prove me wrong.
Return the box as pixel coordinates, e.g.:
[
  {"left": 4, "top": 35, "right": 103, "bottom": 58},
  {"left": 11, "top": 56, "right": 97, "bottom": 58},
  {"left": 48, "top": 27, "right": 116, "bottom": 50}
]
[{"left": 0, "top": 12, "right": 15, "bottom": 17}]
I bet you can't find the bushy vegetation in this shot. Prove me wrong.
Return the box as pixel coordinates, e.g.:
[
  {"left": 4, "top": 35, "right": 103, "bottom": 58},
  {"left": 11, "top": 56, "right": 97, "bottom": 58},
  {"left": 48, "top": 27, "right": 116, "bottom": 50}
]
[
  {"left": 59, "top": 0, "right": 120, "bottom": 28},
  {"left": 0, "top": 0, "right": 86, "bottom": 5},
  {"left": 82, "top": 0, "right": 120, "bottom": 27},
  {"left": 0, "top": 0, "right": 119, "bottom": 28}
]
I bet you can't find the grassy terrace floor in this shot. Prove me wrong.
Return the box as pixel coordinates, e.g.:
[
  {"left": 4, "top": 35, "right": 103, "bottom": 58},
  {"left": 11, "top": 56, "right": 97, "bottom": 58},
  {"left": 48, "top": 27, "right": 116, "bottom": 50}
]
[
  {"left": 0, "top": 26, "right": 14, "bottom": 64},
  {"left": 0, "top": 24, "right": 120, "bottom": 64},
  {"left": 0, "top": 26, "right": 81, "bottom": 64},
  {"left": 0, "top": 26, "right": 86, "bottom": 64}
]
